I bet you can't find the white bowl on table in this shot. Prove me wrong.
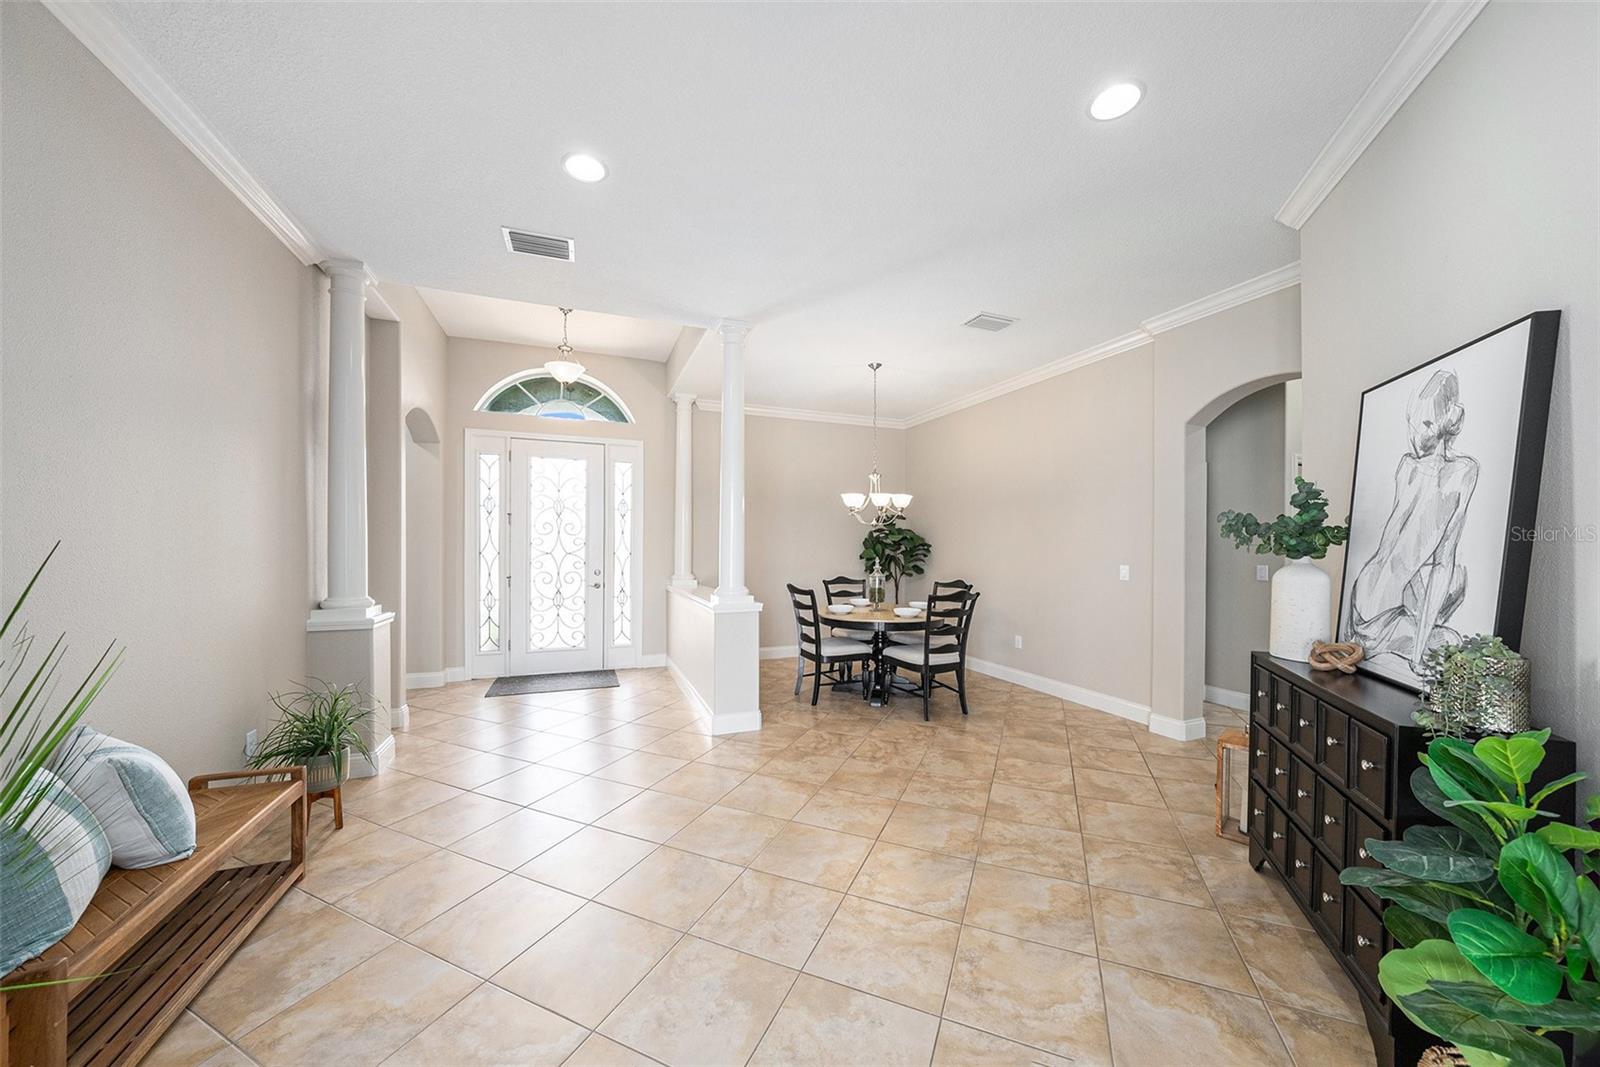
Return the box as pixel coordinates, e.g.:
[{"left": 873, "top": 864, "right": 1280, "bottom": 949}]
[
  {"left": 828, "top": 603, "right": 855, "bottom": 614},
  {"left": 893, "top": 607, "right": 920, "bottom": 618}
]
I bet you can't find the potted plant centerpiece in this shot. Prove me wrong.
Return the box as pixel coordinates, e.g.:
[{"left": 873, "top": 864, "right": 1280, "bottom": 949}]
[
  {"left": 1341, "top": 729, "right": 1600, "bottom": 1067},
  {"left": 1217, "top": 475, "right": 1350, "bottom": 661},
  {"left": 1417, "top": 634, "right": 1533, "bottom": 738},
  {"left": 860, "top": 518, "right": 931, "bottom": 605},
  {"left": 249, "top": 680, "right": 373, "bottom": 797}
]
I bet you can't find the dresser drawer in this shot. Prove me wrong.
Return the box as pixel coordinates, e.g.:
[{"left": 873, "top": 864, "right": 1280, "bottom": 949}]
[
  {"left": 1269, "top": 675, "right": 1293, "bottom": 734},
  {"left": 1317, "top": 702, "right": 1350, "bottom": 787},
  {"left": 1314, "top": 777, "right": 1348, "bottom": 859},
  {"left": 1311, "top": 849, "right": 1345, "bottom": 946},
  {"left": 1290, "top": 754, "right": 1317, "bottom": 827},
  {"left": 1353, "top": 720, "right": 1393, "bottom": 818},
  {"left": 1348, "top": 805, "right": 1387, "bottom": 909},
  {"left": 1287, "top": 687, "right": 1317, "bottom": 759},
  {"left": 1266, "top": 797, "right": 1290, "bottom": 873},
  {"left": 1250, "top": 720, "right": 1270, "bottom": 782},
  {"left": 1248, "top": 782, "right": 1269, "bottom": 847},
  {"left": 1252, "top": 666, "right": 1272, "bottom": 725},
  {"left": 1267, "top": 737, "right": 1292, "bottom": 804},
  {"left": 1287, "top": 824, "right": 1315, "bottom": 904},
  {"left": 1348, "top": 890, "right": 1386, "bottom": 1002}
]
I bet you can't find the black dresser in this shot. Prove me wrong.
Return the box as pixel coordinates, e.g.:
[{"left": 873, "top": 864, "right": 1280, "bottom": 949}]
[{"left": 1246, "top": 651, "right": 1577, "bottom": 1067}]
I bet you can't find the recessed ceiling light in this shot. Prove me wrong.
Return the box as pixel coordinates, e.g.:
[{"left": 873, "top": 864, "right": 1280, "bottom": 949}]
[
  {"left": 1089, "top": 82, "right": 1143, "bottom": 121},
  {"left": 562, "top": 153, "right": 607, "bottom": 183}
]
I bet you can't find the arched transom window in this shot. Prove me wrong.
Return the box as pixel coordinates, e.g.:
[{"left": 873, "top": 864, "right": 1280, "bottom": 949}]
[{"left": 478, "top": 372, "right": 633, "bottom": 423}]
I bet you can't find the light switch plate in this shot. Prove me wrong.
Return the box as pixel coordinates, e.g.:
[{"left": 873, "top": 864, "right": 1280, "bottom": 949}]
[
  {"left": 1256, "top": 564, "right": 1270, "bottom": 582},
  {"left": 1118, "top": 564, "right": 1131, "bottom": 582}
]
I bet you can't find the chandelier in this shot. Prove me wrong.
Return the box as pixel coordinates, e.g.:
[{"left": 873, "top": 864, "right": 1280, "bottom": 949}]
[
  {"left": 841, "top": 362, "right": 912, "bottom": 527},
  {"left": 543, "top": 308, "right": 586, "bottom": 390}
]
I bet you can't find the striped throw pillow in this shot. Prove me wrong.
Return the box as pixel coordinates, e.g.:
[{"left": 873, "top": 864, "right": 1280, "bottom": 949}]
[
  {"left": 0, "top": 768, "right": 112, "bottom": 974},
  {"left": 51, "top": 724, "right": 196, "bottom": 869}
]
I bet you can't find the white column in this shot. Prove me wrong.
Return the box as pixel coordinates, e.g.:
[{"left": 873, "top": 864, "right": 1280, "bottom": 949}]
[
  {"left": 319, "top": 258, "right": 378, "bottom": 615},
  {"left": 713, "top": 320, "right": 752, "bottom": 604},
  {"left": 671, "top": 393, "right": 698, "bottom": 588}
]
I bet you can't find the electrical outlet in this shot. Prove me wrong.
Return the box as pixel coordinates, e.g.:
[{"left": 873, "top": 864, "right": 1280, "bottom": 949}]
[
  {"left": 1256, "top": 564, "right": 1270, "bottom": 582},
  {"left": 1118, "top": 564, "right": 1131, "bottom": 582},
  {"left": 1013, "top": 634, "right": 1024, "bottom": 650},
  {"left": 243, "top": 729, "right": 258, "bottom": 761}
]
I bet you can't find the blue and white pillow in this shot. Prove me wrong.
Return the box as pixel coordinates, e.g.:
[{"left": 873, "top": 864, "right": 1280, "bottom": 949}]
[
  {"left": 0, "top": 768, "right": 112, "bottom": 973},
  {"left": 50, "top": 724, "right": 196, "bottom": 869}
]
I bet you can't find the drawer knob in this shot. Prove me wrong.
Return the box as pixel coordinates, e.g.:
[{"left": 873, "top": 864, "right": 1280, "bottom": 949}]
[
  {"left": 1296, "top": 788, "right": 1310, "bottom": 799},
  {"left": 1274, "top": 768, "right": 1287, "bottom": 777},
  {"left": 1298, "top": 717, "right": 1310, "bottom": 728},
  {"left": 1321, "top": 891, "right": 1334, "bottom": 904},
  {"left": 1358, "top": 846, "right": 1370, "bottom": 860},
  {"left": 1360, "top": 759, "right": 1378, "bottom": 771},
  {"left": 1356, "top": 935, "right": 1373, "bottom": 949},
  {"left": 1257, "top": 690, "right": 1265, "bottom": 699},
  {"left": 1323, "top": 814, "right": 1337, "bottom": 826},
  {"left": 1325, "top": 736, "right": 1342, "bottom": 747},
  {"left": 1276, "top": 702, "right": 1286, "bottom": 712},
  {"left": 1271, "top": 831, "right": 1284, "bottom": 841},
  {"left": 1255, "top": 749, "right": 1265, "bottom": 758},
  {"left": 1294, "top": 859, "right": 1308, "bottom": 869},
  {"left": 1253, "top": 808, "right": 1264, "bottom": 817}
]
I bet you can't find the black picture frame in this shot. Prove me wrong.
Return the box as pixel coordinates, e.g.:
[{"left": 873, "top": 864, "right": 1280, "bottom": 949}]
[{"left": 1335, "top": 310, "right": 1561, "bottom": 692}]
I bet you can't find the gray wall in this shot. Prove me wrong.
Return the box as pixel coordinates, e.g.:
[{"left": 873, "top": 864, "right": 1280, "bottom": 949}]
[
  {"left": 1, "top": 3, "right": 317, "bottom": 777},
  {"left": 1205, "top": 385, "right": 1287, "bottom": 696},
  {"left": 1302, "top": 1, "right": 1598, "bottom": 774}
]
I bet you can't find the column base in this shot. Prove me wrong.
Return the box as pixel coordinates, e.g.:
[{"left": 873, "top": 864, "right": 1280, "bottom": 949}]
[
  {"left": 711, "top": 586, "right": 754, "bottom": 606},
  {"left": 306, "top": 610, "right": 394, "bottom": 778},
  {"left": 670, "top": 575, "right": 700, "bottom": 589},
  {"left": 307, "top": 604, "right": 392, "bottom": 631}
]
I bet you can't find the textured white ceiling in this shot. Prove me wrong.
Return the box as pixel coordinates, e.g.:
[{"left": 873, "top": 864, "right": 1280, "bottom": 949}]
[
  {"left": 105, "top": 1, "right": 1422, "bottom": 419},
  {"left": 416, "top": 288, "right": 682, "bottom": 361}
]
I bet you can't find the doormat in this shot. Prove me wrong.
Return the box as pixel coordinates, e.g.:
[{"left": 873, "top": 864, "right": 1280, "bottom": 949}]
[{"left": 485, "top": 670, "right": 619, "bottom": 698}]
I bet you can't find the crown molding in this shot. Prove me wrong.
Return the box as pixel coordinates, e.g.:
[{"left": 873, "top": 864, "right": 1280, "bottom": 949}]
[
  {"left": 43, "top": 0, "right": 324, "bottom": 266},
  {"left": 697, "top": 399, "right": 909, "bottom": 431},
  {"left": 1275, "top": 0, "right": 1487, "bottom": 230},
  {"left": 1140, "top": 262, "right": 1301, "bottom": 335}
]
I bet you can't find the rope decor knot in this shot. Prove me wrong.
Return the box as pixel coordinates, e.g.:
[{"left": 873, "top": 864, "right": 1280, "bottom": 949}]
[{"left": 1308, "top": 640, "right": 1364, "bottom": 674}]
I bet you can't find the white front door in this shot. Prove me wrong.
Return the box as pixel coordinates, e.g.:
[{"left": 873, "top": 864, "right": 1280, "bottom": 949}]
[{"left": 507, "top": 438, "right": 606, "bottom": 674}]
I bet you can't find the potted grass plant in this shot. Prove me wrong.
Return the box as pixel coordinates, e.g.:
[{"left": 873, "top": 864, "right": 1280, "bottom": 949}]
[
  {"left": 1341, "top": 729, "right": 1600, "bottom": 1067},
  {"left": 249, "top": 681, "right": 372, "bottom": 795}
]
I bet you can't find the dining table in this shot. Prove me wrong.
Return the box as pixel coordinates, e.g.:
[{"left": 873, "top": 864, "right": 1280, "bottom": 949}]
[{"left": 821, "top": 603, "right": 926, "bottom": 707}]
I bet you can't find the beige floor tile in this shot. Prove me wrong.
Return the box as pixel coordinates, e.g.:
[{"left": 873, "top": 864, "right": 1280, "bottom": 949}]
[
  {"left": 422, "top": 751, "right": 530, "bottom": 790},
  {"left": 337, "top": 849, "right": 504, "bottom": 935},
  {"left": 849, "top": 841, "right": 974, "bottom": 921},
  {"left": 593, "top": 750, "right": 691, "bottom": 787},
  {"left": 599, "top": 936, "right": 796, "bottom": 1067},
  {"left": 997, "top": 739, "right": 1072, "bottom": 768},
  {"left": 342, "top": 774, "right": 462, "bottom": 824},
  {"left": 1067, "top": 727, "right": 1140, "bottom": 752},
  {"left": 298, "top": 824, "right": 438, "bottom": 901},
  {"left": 750, "top": 822, "right": 875, "bottom": 891},
  {"left": 193, "top": 898, "right": 394, "bottom": 1035},
  {"left": 750, "top": 973, "right": 940, "bottom": 1067},
  {"left": 541, "top": 740, "right": 634, "bottom": 773},
  {"left": 1144, "top": 751, "right": 1217, "bottom": 783},
  {"left": 696, "top": 739, "right": 782, "bottom": 771},
  {"left": 385, "top": 982, "right": 588, "bottom": 1066},
  {"left": 597, "top": 845, "right": 743, "bottom": 929},
  {"left": 1227, "top": 914, "right": 1365, "bottom": 1022},
  {"left": 1076, "top": 796, "right": 1185, "bottom": 849},
  {"left": 595, "top": 789, "right": 709, "bottom": 843},
  {"left": 792, "top": 787, "right": 896, "bottom": 836},
  {"left": 143, "top": 1012, "right": 235, "bottom": 1067},
  {"left": 515, "top": 707, "right": 582, "bottom": 730},
  {"left": 495, "top": 732, "right": 585, "bottom": 761},
  {"left": 788, "top": 729, "right": 867, "bottom": 758},
  {"left": 1083, "top": 836, "right": 1212, "bottom": 907},
  {"left": 851, "top": 737, "right": 929, "bottom": 768},
  {"left": 992, "top": 756, "right": 1074, "bottom": 794},
  {"left": 1070, "top": 745, "right": 1151, "bottom": 778},
  {"left": 1266, "top": 1002, "right": 1379, "bottom": 1067},
  {"left": 408, "top": 874, "right": 585, "bottom": 977},
  {"left": 880, "top": 801, "right": 983, "bottom": 858},
  {"left": 449, "top": 808, "right": 585, "bottom": 869},
  {"left": 931, "top": 1020, "right": 1072, "bottom": 1066},
  {"left": 642, "top": 731, "right": 722, "bottom": 760},
  {"left": 667, "top": 804, "right": 788, "bottom": 864},
  {"left": 1073, "top": 765, "right": 1164, "bottom": 806},
  {"left": 532, "top": 777, "right": 643, "bottom": 822},
  {"left": 691, "top": 870, "right": 843, "bottom": 968},
  {"left": 562, "top": 1033, "right": 659, "bottom": 1067},
  {"left": 652, "top": 761, "right": 751, "bottom": 803},
  {"left": 469, "top": 762, "right": 584, "bottom": 806},
  {"left": 390, "top": 792, "right": 522, "bottom": 846},
  {"left": 1092, "top": 886, "right": 1254, "bottom": 994},
  {"left": 1176, "top": 809, "right": 1253, "bottom": 860},
  {"left": 976, "top": 818, "right": 1086, "bottom": 882},
  {"left": 917, "top": 747, "right": 997, "bottom": 781},
  {"left": 758, "top": 750, "right": 851, "bottom": 784},
  {"left": 803, "top": 896, "right": 960, "bottom": 1013},
  {"left": 1194, "top": 852, "right": 1312, "bottom": 929},
  {"left": 984, "top": 783, "right": 1080, "bottom": 830},
  {"left": 899, "top": 773, "right": 991, "bottom": 815},
  {"left": 1159, "top": 777, "right": 1219, "bottom": 815},
  {"left": 825, "top": 757, "right": 915, "bottom": 800},
  {"left": 238, "top": 942, "right": 477, "bottom": 1066},
  {"left": 943, "top": 926, "right": 1110, "bottom": 1065},
  {"left": 593, "top": 722, "right": 679, "bottom": 750},
  {"left": 494, "top": 903, "right": 681, "bottom": 1028},
  {"left": 518, "top": 825, "right": 658, "bottom": 897},
  {"left": 963, "top": 863, "right": 1095, "bottom": 954},
  {"left": 1102, "top": 962, "right": 1291, "bottom": 1065}
]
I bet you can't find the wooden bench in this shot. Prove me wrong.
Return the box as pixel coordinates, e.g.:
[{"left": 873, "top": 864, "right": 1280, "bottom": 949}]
[{"left": 4, "top": 768, "right": 306, "bottom": 1067}]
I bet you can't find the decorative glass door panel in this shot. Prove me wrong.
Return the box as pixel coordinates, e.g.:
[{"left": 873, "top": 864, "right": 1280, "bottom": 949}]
[{"left": 508, "top": 439, "right": 606, "bottom": 674}]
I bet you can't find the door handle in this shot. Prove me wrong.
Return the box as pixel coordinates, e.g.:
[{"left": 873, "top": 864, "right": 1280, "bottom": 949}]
[{"left": 591, "top": 582, "right": 603, "bottom": 589}]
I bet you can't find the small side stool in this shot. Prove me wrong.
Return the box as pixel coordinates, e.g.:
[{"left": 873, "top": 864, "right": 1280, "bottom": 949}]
[
  {"left": 306, "top": 783, "right": 344, "bottom": 833},
  {"left": 1215, "top": 728, "right": 1249, "bottom": 838}
]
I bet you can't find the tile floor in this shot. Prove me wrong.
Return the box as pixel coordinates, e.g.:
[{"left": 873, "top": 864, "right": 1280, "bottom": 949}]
[{"left": 148, "top": 663, "right": 1378, "bottom": 1067}]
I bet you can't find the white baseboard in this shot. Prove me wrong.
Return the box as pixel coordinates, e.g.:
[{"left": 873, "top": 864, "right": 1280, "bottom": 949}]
[
  {"left": 349, "top": 733, "right": 396, "bottom": 778},
  {"left": 1148, "top": 712, "right": 1207, "bottom": 742},
  {"left": 445, "top": 666, "right": 470, "bottom": 684},
  {"left": 760, "top": 645, "right": 799, "bottom": 660},
  {"left": 965, "top": 657, "right": 1151, "bottom": 727},
  {"left": 1204, "top": 685, "right": 1250, "bottom": 712},
  {"left": 637, "top": 653, "right": 667, "bottom": 668},
  {"left": 390, "top": 703, "right": 409, "bottom": 730},
  {"left": 710, "top": 710, "right": 762, "bottom": 734},
  {"left": 666, "top": 658, "right": 712, "bottom": 718},
  {"left": 406, "top": 670, "right": 445, "bottom": 690}
]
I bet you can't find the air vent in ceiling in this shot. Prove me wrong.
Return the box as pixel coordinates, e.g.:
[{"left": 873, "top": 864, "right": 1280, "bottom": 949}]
[
  {"left": 963, "top": 312, "right": 1016, "bottom": 332},
  {"left": 502, "top": 228, "right": 575, "bottom": 261}
]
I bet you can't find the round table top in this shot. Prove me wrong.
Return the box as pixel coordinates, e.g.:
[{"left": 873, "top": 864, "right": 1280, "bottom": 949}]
[{"left": 822, "top": 605, "right": 927, "bottom": 630}]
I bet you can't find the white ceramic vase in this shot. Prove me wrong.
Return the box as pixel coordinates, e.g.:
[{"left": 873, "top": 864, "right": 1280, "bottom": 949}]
[{"left": 1269, "top": 557, "right": 1331, "bottom": 661}]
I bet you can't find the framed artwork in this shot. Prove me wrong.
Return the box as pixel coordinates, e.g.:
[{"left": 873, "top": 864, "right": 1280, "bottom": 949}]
[{"left": 1336, "top": 311, "right": 1560, "bottom": 691}]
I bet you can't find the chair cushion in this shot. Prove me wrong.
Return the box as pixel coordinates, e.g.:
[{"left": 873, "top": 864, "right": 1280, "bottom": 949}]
[
  {"left": 0, "top": 768, "right": 112, "bottom": 973},
  {"left": 883, "top": 644, "right": 961, "bottom": 667},
  {"left": 49, "top": 724, "right": 197, "bottom": 869},
  {"left": 803, "top": 637, "right": 875, "bottom": 658},
  {"left": 887, "top": 633, "right": 921, "bottom": 645}
]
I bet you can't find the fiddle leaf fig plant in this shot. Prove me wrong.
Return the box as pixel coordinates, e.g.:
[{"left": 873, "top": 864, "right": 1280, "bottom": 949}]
[
  {"left": 1216, "top": 476, "right": 1350, "bottom": 560},
  {"left": 860, "top": 519, "right": 931, "bottom": 603},
  {"left": 1341, "top": 730, "right": 1600, "bottom": 1067}
]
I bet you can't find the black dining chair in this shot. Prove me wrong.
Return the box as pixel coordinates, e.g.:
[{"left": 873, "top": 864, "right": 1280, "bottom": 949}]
[
  {"left": 819, "top": 575, "right": 872, "bottom": 674},
  {"left": 882, "top": 588, "right": 980, "bottom": 719},
  {"left": 890, "top": 578, "right": 971, "bottom": 646},
  {"left": 787, "top": 584, "right": 874, "bottom": 706}
]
